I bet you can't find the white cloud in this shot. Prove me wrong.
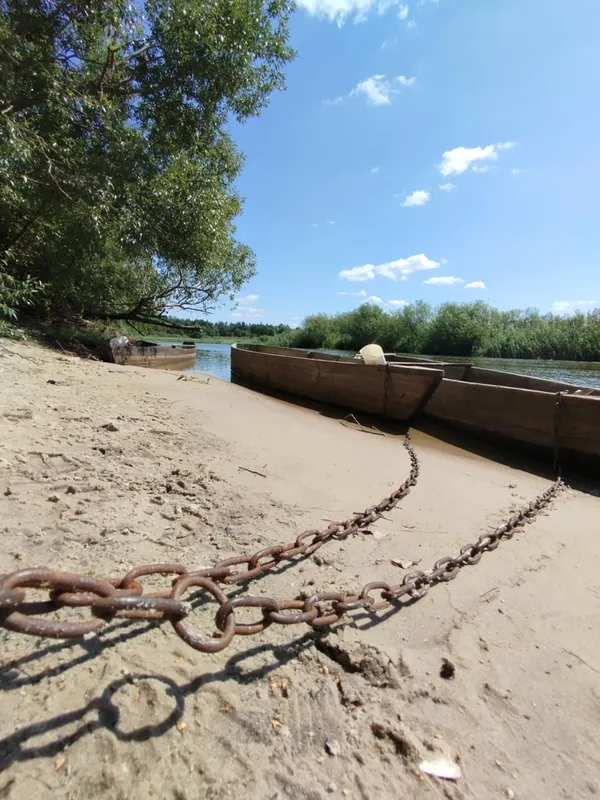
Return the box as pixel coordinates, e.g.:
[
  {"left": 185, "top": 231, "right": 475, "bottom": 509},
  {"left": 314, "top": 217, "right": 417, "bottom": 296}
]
[
  {"left": 402, "top": 189, "right": 430, "bottom": 207},
  {"left": 511, "top": 168, "right": 521, "bottom": 176},
  {"left": 465, "top": 281, "right": 486, "bottom": 289},
  {"left": 472, "top": 164, "right": 491, "bottom": 174},
  {"left": 366, "top": 295, "right": 383, "bottom": 303},
  {"left": 552, "top": 300, "right": 597, "bottom": 313},
  {"left": 237, "top": 294, "right": 259, "bottom": 304},
  {"left": 439, "top": 142, "right": 516, "bottom": 177},
  {"left": 371, "top": 166, "right": 380, "bottom": 173},
  {"left": 337, "top": 290, "right": 368, "bottom": 297},
  {"left": 311, "top": 223, "right": 319, "bottom": 228},
  {"left": 388, "top": 299, "right": 408, "bottom": 307},
  {"left": 397, "top": 2, "right": 409, "bottom": 19},
  {"left": 339, "top": 253, "right": 440, "bottom": 282},
  {"left": 332, "top": 74, "right": 416, "bottom": 106},
  {"left": 353, "top": 74, "right": 415, "bottom": 105},
  {"left": 424, "top": 276, "right": 464, "bottom": 285},
  {"left": 232, "top": 306, "right": 264, "bottom": 319},
  {"left": 296, "top": 0, "right": 415, "bottom": 25},
  {"left": 439, "top": 182, "right": 456, "bottom": 192},
  {"left": 407, "top": 18, "right": 417, "bottom": 28},
  {"left": 328, "top": 220, "right": 336, "bottom": 225}
]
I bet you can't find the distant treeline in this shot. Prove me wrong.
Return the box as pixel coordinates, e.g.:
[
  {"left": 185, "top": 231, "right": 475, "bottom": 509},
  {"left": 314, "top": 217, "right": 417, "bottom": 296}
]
[
  {"left": 124, "top": 317, "right": 292, "bottom": 340},
  {"left": 286, "top": 302, "right": 600, "bottom": 361}
]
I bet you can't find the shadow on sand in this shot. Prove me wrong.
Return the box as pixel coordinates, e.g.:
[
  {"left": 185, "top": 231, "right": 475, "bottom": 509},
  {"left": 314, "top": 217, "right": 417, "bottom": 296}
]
[{"left": 231, "top": 374, "right": 597, "bottom": 496}]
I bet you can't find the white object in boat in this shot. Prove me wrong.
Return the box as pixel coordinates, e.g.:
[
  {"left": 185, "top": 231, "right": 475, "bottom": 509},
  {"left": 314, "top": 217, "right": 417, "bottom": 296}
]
[{"left": 359, "top": 344, "right": 386, "bottom": 366}]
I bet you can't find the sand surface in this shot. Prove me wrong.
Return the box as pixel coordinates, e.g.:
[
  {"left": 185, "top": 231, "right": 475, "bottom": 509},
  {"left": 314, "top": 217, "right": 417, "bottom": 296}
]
[{"left": 1, "top": 338, "right": 599, "bottom": 800}]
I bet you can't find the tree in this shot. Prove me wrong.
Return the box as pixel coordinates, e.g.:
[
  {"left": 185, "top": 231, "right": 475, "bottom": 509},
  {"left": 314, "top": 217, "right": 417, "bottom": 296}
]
[
  {"left": 293, "top": 313, "right": 338, "bottom": 349},
  {"left": 0, "top": 0, "right": 294, "bottom": 329},
  {"left": 426, "top": 301, "right": 492, "bottom": 356},
  {"left": 337, "top": 303, "right": 387, "bottom": 350}
]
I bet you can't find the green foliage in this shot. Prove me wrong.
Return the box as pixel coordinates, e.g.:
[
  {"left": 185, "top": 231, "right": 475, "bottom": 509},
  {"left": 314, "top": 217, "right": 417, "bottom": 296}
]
[
  {"left": 0, "top": 0, "right": 294, "bottom": 326},
  {"left": 288, "top": 302, "right": 600, "bottom": 361},
  {"left": 426, "top": 301, "right": 492, "bottom": 356},
  {"left": 0, "top": 270, "right": 44, "bottom": 320},
  {"left": 118, "top": 315, "right": 292, "bottom": 340},
  {"left": 292, "top": 314, "right": 339, "bottom": 349}
]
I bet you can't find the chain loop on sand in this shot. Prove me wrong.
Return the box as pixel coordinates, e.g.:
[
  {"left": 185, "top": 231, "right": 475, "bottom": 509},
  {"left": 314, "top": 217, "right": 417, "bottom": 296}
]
[{"left": 0, "top": 436, "right": 563, "bottom": 652}]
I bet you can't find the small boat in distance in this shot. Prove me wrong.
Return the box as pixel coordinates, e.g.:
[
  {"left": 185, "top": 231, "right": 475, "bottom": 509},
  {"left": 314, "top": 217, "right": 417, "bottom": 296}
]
[
  {"left": 108, "top": 338, "right": 197, "bottom": 371},
  {"left": 230, "top": 343, "right": 444, "bottom": 423},
  {"left": 385, "top": 354, "right": 600, "bottom": 476}
]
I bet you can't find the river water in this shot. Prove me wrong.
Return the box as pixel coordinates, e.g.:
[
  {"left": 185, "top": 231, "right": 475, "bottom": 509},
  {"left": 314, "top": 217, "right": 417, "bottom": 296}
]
[{"left": 168, "top": 342, "right": 600, "bottom": 389}]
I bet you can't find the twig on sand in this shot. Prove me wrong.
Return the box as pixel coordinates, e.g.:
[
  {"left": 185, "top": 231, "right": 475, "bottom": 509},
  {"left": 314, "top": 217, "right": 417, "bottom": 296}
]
[
  {"left": 0, "top": 344, "right": 37, "bottom": 362},
  {"left": 369, "top": 425, "right": 387, "bottom": 437},
  {"left": 345, "top": 413, "right": 366, "bottom": 431},
  {"left": 238, "top": 466, "right": 267, "bottom": 478},
  {"left": 340, "top": 414, "right": 386, "bottom": 437},
  {"left": 562, "top": 648, "right": 599, "bottom": 674},
  {"left": 479, "top": 586, "right": 499, "bottom": 599},
  {"left": 177, "top": 374, "right": 210, "bottom": 384}
]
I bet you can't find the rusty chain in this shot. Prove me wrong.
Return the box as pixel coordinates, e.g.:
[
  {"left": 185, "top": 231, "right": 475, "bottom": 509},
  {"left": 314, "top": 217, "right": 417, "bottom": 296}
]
[{"left": 0, "top": 435, "right": 563, "bottom": 653}]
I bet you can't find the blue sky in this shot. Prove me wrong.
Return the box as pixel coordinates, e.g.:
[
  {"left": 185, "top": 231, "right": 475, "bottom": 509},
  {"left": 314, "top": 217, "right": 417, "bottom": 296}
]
[{"left": 223, "top": 0, "right": 600, "bottom": 325}]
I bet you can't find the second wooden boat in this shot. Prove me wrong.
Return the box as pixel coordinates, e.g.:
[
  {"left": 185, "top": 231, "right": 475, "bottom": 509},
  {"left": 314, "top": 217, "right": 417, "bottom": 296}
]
[
  {"left": 109, "top": 340, "right": 197, "bottom": 370},
  {"left": 231, "top": 344, "right": 443, "bottom": 423}
]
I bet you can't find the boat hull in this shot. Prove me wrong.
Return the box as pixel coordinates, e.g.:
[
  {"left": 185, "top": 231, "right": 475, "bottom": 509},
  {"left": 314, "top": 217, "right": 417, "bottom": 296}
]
[
  {"left": 231, "top": 344, "right": 443, "bottom": 423},
  {"left": 110, "top": 343, "right": 197, "bottom": 371},
  {"left": 387, "top": 355, "right": 600, "bottom": 475}
]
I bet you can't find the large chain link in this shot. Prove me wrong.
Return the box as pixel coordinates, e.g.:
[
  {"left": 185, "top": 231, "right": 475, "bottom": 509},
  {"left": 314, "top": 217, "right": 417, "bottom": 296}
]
[{"left": 0, "top": 436, "right": 563, "bottom": 653}]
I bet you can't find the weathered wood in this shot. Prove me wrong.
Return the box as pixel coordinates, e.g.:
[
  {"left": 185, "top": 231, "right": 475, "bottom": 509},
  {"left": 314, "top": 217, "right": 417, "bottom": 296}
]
[
  {"left": 424, "top": 378, "right": 600, "bottom": 474},
  {"left": 110, "top": 343, "right": 197, "bottom": 371},
  {"left": 230, "top": 344, "right": 443, "bottom": 423},
  {"left": 467, "top": 366, "right": 600, "bottom": 395}
]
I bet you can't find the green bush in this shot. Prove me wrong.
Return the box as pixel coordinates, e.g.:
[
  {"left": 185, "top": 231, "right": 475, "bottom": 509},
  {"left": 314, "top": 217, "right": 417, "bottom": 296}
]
[{"left": 289, "top": 302, "right": 600, "bottom": 361}]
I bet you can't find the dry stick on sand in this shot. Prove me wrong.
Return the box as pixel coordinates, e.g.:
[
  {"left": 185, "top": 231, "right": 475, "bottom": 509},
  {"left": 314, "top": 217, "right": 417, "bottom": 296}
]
[
  {"left": 340, "top": 413, "right": 386, "bottom": 437},
  {"left": 238, "top": 466, "right": 267, "bottom": 479}
]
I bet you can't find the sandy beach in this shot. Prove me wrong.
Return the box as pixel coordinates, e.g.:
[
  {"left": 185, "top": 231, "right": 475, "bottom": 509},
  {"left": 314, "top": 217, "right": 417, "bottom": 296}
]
[{"left": 1, "top": 338, "right": 599, "bottom": 800}]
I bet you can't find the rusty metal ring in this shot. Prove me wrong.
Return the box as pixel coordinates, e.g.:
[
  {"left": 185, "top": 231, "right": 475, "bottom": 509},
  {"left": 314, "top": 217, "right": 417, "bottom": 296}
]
[
  {"left": 51, "top": 578, "right": 144, "bottom": 606},
  {"left": 459, "top": 543, "right": 483, "bottom": 564},
  {"left": 170, "top": 576, "right": 235, "bottom": 652},
  {"left": 267, "top": 600, "right": 319, "bottom": 625},
  {"left": 432, "top": 557, "right": 460, "bottom": 581},
  {"left": 91, "top": 595, "right": 190, "bottom": 620},
  {"left": 215, "top": 596, "right": 279, "bottom": 635},
  {"left": 0, "top": 588, "right": 26, "bottom": 609},
  {"left": 119, "top": 563, "right": 188, "bottom": 590},
  {"left": 248, "top": 545, "right": 286, "bottom": 571},
  {"left": 334, "top": 596, "right": 371, "bottom": 613},
  {"left": 293, "top": 529, "right": 320, "bottom": 549},
  {"left": 359, "top": 581, "right": 393, "bottom": 611},
  {"left": 0, "top": 568, "right": 115, "bottom": 639}
]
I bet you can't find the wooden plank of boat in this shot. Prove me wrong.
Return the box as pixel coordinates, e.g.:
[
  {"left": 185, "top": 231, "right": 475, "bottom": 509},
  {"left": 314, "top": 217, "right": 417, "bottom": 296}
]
[
  {"left": 424, "top": 378, "right": 600, "bottom": 472},
  {"left": 386, "top": 357, "right": 599, "bottom": 474},
  {"left": 230, "top": 344, "right": 443, "bottom": 423},
  {"left": 110, "top": 341, "right": 197, "bottom": 371}
]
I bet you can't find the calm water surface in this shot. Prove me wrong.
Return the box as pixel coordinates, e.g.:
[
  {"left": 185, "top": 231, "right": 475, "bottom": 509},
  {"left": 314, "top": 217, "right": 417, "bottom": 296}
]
[{"left": 161, "top": 342, "right": 600, "bottom": 389}]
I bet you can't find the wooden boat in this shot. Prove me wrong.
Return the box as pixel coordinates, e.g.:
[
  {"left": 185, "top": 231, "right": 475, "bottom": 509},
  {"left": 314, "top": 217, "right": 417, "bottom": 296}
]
[
  {"left": 230, "top": 344, "right": 444, "bottom": 423},
  {"left": 385, "top": 354, "right": 600, "bottom": 475},
  {"left": 108, "top": 340, "right": 197, "bottom": 371}
]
